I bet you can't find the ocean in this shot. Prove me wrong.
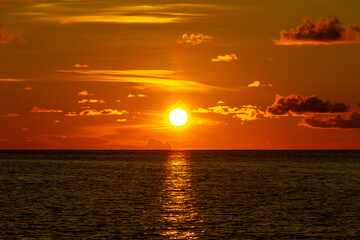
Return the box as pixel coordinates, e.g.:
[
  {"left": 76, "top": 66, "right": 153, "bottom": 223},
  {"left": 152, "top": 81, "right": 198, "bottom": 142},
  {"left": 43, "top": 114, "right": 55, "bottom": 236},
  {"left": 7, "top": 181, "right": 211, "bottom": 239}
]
[{"left": 1, "top": 150, "right": 360, "bottom": 239}]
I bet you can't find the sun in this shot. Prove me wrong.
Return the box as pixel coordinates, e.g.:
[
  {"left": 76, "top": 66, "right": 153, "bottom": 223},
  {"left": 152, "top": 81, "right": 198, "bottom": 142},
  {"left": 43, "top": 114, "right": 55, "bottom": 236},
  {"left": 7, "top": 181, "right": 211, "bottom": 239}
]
[{"left": 169, "top": 108, "right": 188, "bottom": 126}]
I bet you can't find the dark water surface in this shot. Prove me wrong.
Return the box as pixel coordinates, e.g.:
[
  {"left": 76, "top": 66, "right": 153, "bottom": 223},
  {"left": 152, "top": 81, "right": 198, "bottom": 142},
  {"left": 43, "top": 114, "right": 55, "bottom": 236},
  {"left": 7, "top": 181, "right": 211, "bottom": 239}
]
[{"left": 1, "top": 150, "right": 360, "bottom": 239}]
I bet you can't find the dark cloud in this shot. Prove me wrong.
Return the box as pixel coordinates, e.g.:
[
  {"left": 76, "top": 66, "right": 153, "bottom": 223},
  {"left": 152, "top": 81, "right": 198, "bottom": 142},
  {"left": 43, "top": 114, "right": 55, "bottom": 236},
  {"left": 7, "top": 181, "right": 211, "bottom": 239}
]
[
  {"left": 300, "top": 112, "right": 360, "bottom": 129},
  {"left": 146, "top": 139, "right": 172, "bottom": 150},
  {"left": 266, "top": 94, "right": 350, "bottom": 116},
  {"left": 275, "top": 15, "right": 360, "bottom": 45},
  {"left": 0, "top": 22, "right": 25, "bottom": 44}
]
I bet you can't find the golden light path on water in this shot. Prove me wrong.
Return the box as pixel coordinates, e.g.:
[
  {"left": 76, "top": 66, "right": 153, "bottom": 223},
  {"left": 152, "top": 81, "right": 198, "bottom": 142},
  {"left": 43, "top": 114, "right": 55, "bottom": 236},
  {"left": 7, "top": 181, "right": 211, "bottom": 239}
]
[{"left": 161, "top": 151, "right": 203, "bottom": 239}]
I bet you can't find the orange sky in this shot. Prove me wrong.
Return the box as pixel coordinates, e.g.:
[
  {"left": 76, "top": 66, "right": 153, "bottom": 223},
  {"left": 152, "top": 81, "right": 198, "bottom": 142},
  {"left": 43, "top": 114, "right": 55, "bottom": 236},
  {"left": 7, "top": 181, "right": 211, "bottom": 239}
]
[{"left": 1, "top": 0, "right": 360, "bottom": 149}]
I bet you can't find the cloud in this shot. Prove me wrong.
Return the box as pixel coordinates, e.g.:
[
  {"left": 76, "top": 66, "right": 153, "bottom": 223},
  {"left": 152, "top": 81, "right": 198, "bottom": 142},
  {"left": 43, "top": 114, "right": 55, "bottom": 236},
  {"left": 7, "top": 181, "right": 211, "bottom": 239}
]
[
  {"left": 77, "top": 90, "right": 89, "bottom": 96},
  {"left": 0, "top": 78, "right": 26, "bottom": 82},
  {"left": 41, "top": 15, "right": 181, "bottom": 24},
  {"left": 193, "top": 105, "right": 264, "bottom": 121},
  {"left": 211, "top": 54, "right": 238, "bottom": 62},
  {"left": 0, "top": 22, "right": 25, "bottom": 44},
  {"left": 146, "top": 139, "right": 172, "bottom": 150},
  {"left": 0, "top": 0, "right": 34, "bottom": 7},
  {"left": 248, "top": 81, "right": 273, "bottom": 88},
  {"left": 300, "top": 112, "right": 360, "bottom": 129},
  {"left": 128, "top": 93, "right": 147, "bottom": 98},
  {"left": 65, "top": 112, "right": 78, "bottom": 117},
  {"left": 78, "top": 99, "right": 105, "bottom": 103},
  {"left": 0, "top": 0, "right": 33, "bottom": 3},
  {"left": 78, "top": 99, "right": 88, "bottom": 103},
  {"left": 60, "top": 69, "right": 175, "bottom": 78},
  {"left": 58, "top": 19, "right": 71, "bottom": 25},
  {"left": 233, "top": 106, "right": 265, "bottom": 121},
  {"left": 177, "top": 33, "right": 213, "bottom": 45},
  {"left": 6, "top": 113, "right": 20, "bottom": 117},
  {"left": 0, "top": 113, "right": 20, "bottom": 117},
  {"left": 266, "top": 94, "right": 350, "bottom": 116},
  {"left": 74, "top": 64, "right": 89, "bottom": 68},
  {"left": 58, "top": 69, "right": 217, "bottom": 92},
  {"left": 79, "top": 109, "right": 128, "bottom": 116},
  {"left": 30, "top": 107, "right": 63, "bottom": 113},
  {"left": 116, "top": 119, "right": 127, "bottom": 122},
  {"left": 28, "top": 3, "right": 218, "bottom": 24},
  {"left": 89, "top": 99, "right": 105, "bottom": 103},
  {"left": 217, "top": 100, "right": 224, "bottom": 104},
  {"left": 274, "top": 15, "right": 360, "bottom": 45}
]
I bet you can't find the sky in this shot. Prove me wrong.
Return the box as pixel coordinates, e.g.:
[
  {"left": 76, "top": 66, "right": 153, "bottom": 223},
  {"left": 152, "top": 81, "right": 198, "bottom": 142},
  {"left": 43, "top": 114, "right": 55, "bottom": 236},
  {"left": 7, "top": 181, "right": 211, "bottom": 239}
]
[{"left": 0, "top": 0, "right": 360, "bottom": 149}]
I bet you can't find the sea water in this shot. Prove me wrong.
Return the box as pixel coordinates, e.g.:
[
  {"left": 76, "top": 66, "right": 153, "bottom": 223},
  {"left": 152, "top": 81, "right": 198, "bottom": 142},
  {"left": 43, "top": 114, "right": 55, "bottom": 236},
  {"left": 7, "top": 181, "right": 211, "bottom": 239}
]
[{"left": 1, "top": 150, "right": 360, "bottom": 239}]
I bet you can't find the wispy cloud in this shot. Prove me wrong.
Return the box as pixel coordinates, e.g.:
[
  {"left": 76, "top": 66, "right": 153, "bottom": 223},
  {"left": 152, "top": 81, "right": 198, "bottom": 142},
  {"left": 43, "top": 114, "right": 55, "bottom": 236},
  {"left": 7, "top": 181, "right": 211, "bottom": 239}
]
[
  {"left": 211, "top": 54, "right": 238, "bottom": 63},
  {"left": 79, "top": 109, "right": 128, "bottom": 116},
  {"left": 78, "top": 99, "right": 105, "bottom": 103},
  {"left": 177, "top": 33, "right": 213, "bottom": 45},
  {"left": 0, "top": 22, "right": 25, "bottom": 44},
  {"left": 65, "top": 109, "right": 128, "bottom": 117},
  {"left": 52, "top": 15, "right": 181, "bottom": 24},
  {"left": 58, "top": 19, "right": 71, "bottom": 25},
  {"left": 0, "top": 113, "right": 20, "bottom": 117},
  {"left": 25, "top": 3, "right": 217, "bottom": 24},
  {"left": 0, "top": 78, "right": 27, "bottom": 82},
  {"left": 0, "top": 0, "right": 34, "bottom": 8},
  {"left": 77, "top": 90, "right": 89, "bottom": 96},
  {"left": 30, "top": 107, "right": 63, "bottom": 113},
  {"left": 58, "top": 69, "right": 217, "bottom": 92},
  {"left": 65, "top": 112, "right": 78, "bottom": 117},
  {"left": 193, "top": 105, "right": 264, "bottom": 121},
  {"left": 60, "top": 69, "right": 175, "bottom": 78},
  {"left": 248, "top": 81, "right": 272, "bottom": 88},
  {"left": 274, "top": 15, "right": 360, "bottom": 45},
  {"left": 74, "top": 63, "right": 89, "bottom": 68},
  {"left": 128, "top": 93, "right": 147, "bottom": 98}
]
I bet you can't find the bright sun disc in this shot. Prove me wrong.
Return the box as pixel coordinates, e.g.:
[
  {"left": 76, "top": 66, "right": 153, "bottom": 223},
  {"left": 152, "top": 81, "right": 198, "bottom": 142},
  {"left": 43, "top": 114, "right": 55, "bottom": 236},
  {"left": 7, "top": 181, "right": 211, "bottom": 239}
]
[{"left": 169, "top": 108, "right": 188, "bottom": 126}]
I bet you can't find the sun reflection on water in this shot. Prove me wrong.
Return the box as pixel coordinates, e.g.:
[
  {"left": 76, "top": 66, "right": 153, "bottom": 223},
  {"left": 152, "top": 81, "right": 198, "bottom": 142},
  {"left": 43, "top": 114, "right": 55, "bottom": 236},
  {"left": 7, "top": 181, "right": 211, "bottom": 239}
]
[{"left": 161, "top": 151, "right": 202, "bottom": 239}]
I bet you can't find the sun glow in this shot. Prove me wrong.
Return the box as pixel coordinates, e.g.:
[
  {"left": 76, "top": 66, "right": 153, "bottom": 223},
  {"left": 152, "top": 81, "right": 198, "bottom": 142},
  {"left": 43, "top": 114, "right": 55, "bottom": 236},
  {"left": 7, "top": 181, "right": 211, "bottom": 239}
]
[{"left": 169, "top": 108, "right": 188, "bottom": 126}]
